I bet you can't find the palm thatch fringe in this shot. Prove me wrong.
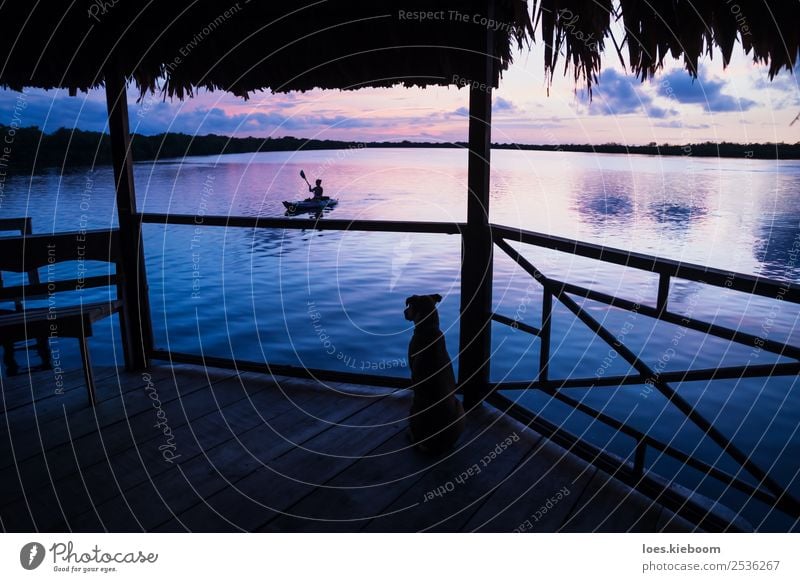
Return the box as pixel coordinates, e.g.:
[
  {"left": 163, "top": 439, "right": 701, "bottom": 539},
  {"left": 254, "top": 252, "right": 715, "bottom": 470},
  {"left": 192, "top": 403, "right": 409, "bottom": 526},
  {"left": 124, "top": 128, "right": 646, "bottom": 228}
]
[{"left": 0, "top": 1, "right": 796, "bottom": 97}]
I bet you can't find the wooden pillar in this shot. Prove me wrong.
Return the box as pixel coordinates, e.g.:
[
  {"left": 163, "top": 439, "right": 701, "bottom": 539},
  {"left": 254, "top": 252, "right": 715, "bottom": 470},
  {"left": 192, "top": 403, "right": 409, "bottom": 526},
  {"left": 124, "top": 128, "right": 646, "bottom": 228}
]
[
  {"left": 104, "top": 65, "right": 153, "bottom": 369},
  {"left": 458, "top": 9, "right": 494, "bottom": 408}
]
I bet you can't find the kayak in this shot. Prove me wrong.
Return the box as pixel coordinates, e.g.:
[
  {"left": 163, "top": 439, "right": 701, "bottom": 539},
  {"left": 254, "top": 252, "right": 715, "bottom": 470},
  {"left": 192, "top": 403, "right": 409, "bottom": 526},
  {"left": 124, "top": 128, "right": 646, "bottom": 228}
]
[{"left": 282, "top": 197, "right": 338, "bottom": 212}]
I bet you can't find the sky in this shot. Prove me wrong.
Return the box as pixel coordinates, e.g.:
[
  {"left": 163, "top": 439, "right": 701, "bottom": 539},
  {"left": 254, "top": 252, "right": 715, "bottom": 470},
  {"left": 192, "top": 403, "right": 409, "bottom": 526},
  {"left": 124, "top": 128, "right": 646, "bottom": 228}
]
[{"left": 1, "top": 39, "right": 798, "bottom": 146}]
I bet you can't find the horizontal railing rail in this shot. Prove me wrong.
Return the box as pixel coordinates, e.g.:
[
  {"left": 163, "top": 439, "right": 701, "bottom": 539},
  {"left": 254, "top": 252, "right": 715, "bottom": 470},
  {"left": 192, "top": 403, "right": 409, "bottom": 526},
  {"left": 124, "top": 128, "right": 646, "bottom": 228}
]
[
  {"left": 544, "top": 278, "right": 800, "bottom": 359},
  {"left": 151, "top": 350, "right": 410, "bottom": 389},
  {"left": 492, "top": 361, "right": 800, "bottom": 391},
  {"left": 139, "top": 212, "right": 464, "bottom": 234},
  {"left": 491, "top": 223, "right": 800, "bottom": 303}
]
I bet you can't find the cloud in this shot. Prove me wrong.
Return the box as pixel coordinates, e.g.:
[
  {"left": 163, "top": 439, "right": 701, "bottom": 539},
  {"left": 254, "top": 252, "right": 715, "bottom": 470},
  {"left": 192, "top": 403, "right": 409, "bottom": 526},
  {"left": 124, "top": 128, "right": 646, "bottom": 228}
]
[
  {"left": 751, "top": 73, "right": 800, "bottom": 109},
  {"left": 131, "top": 97, "right": 381, "bottom": 135},
  {"left": 656, "top": 69, "right": 758, "bottom": 112},
  {"left": 0, "top": 88, "right": 382, "bottom": 137},
  {"left": 493, "top": 96, "right": 517, "bottom": 112},
  {"left": 0, "top": 88, "right": 110, "bottom": 132},
  {"left": 449, "top": 98, "right": 520, "bottom": 120},
  {"left": 753, "top": 73, "right": 799, "bottom": 94},
  {"left": 580, "top": 69, "right": 674, "bottom": 119},
  {"left": 250, "top": 91, "right": 309, "bottom": 109}
]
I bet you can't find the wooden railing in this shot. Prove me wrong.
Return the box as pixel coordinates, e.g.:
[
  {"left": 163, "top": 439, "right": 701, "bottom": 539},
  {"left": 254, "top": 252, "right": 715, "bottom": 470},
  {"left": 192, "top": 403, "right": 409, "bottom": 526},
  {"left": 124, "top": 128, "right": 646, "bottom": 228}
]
[
  {"left": 140, "top": 213, "right": 463, "bottom": 234},
  {"left": 490, "top": 224, "right": 800, "bottom": 520},
  {"left": 139, "top": 212, "right": 800, "bottom": 523}
]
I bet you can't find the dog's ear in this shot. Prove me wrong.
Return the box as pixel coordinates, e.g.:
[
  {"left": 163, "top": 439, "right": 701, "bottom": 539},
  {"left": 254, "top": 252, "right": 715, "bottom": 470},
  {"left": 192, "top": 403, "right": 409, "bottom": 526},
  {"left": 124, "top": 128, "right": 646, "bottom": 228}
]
[{"left": 432, "top": 293, "right": 442, "bottom": 304}]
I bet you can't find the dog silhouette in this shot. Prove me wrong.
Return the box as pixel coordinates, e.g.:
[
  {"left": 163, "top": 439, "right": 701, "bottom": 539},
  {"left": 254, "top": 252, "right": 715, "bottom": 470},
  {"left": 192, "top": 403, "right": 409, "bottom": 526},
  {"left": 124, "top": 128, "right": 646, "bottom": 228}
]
[{"left": 404, "top": 294, "right": 465, "bottom": 453}]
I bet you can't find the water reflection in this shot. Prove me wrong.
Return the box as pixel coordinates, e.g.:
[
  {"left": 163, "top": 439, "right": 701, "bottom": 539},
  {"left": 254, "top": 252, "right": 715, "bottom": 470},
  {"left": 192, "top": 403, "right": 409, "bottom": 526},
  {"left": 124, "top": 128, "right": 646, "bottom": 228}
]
[
  {"left": 753, "top": 216, "right": 800, "bottom": 281},
  {"left": 577, "top": 192, "right": 634, "bottom": 224},
  {"left": 574, "top": 171, "right": 635, "bottom": 228},
  {"left": 248, "top": 226, "right": 304, "bottom": 259},
  {"left": 648, "top": 201, "right": 707, "bottom": 231}
]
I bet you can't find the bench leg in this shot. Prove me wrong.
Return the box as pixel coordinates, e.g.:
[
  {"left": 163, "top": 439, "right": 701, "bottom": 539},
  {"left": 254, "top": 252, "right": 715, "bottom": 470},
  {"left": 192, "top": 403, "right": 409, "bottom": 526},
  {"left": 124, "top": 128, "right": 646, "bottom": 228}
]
[
  {"left": 117, "top": 310, "right": 134, "bottom": 372},
  {"left": 36, "top": 336, "right": 52, "bottom": 369},
  {"left": 78, "top": 336, "right": 96, "bottom": 406},
  {"left": 2, "top": 340, "right": 19, "bottom": 376}
]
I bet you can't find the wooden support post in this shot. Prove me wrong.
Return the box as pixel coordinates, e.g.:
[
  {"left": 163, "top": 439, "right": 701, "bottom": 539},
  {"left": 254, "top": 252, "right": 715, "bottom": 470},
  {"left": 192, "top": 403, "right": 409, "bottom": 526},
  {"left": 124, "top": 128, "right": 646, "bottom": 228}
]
[
  {"left": 105, "top": 65, "right": 153, "bottom": 370},
  {"left": 458, "top": 11, "right": 495, "bottom": 408},
  {"left": 634, "top": 440, "right": 647, "bottom": 477},
  {"left": 657, "top": 273, "right": 670, "bottom": 314},
  {"left": 538, "top": 289, "right": 552, "bottom": 383}
]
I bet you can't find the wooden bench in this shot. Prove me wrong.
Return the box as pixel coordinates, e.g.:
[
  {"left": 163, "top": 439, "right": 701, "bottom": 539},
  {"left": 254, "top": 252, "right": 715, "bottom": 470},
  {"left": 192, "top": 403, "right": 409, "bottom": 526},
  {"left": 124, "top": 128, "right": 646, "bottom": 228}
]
[
  {"left": 0, "top": 229, "right": 129, "bottom": 405},
  {"left": 0, "top": 217, "right": 51, "bottom": 374}
]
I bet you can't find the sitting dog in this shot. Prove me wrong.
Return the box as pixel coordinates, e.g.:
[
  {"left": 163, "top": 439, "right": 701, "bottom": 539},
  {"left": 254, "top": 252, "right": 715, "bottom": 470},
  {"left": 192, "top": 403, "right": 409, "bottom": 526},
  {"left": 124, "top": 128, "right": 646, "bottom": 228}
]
[{"left": 404, "top": 294, "right": 465, "bottom": 453}]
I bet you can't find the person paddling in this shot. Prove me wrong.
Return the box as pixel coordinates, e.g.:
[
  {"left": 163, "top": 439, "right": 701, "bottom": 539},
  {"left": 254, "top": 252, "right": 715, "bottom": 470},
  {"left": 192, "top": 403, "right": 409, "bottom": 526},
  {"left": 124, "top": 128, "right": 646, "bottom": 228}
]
[
  {"left": 309, "top": 178, "right": 324, "bottom": 200},
  {"left": 299, "top": 170, "right": 328, "bottom": 203}
]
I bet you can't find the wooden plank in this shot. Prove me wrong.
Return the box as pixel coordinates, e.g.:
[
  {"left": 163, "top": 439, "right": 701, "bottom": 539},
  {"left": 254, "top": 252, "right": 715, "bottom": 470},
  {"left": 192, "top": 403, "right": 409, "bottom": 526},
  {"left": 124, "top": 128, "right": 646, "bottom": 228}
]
[
  {"left": 0, "top": 367, "right": 247, "bottom": 530},
  {"left": 262, "top": 398, "right": 508, "bottom": 532},
  {"left": 558, "top": 466, "right": 664, "bottom": 532},
  {"left": 0, "top": 275, "right": 116, "bottom": 302},
  {"left": 149, "top": 392, "right": 398, "bottom": 532},
  {"left": 399, "top": 435, "right": 541, "bottom": 532},
  {"left": 160, "top": 393, "right": 409, "bottom": 532},
  {"left": 1, "top": 365, "right": 133, "bottom": 430},
  {"left": 1, "top": 367, "right": 118, "bottom": 413},
  {"left": 1, "top": 369, "right": 151, "bottom": 472},
  {"left": 0, "top": 371, "right": 323, "bottom": 504},
  {"left": 0, "top": 301, "right": 122, "bottom": 339},
  {"left": 0, "top": 371, "right": 295, "bottom": 529},
  {"left": 0, "top": 365, "right": 234, "bottom": 470},
  {"left": 462, "top": 438, "right": 596, "bottom": 532},
  {"left": 361, "top": 410, "right": 537, "bottom": 532},
  {"left": 76, "top": 385, "right": 387, "bottom": 531},
  {"left": 0, "top": 230, "right": 119, "bottom": 272},
  {"left": 4, "top": 374, "right": 315, "bottom": 532}
]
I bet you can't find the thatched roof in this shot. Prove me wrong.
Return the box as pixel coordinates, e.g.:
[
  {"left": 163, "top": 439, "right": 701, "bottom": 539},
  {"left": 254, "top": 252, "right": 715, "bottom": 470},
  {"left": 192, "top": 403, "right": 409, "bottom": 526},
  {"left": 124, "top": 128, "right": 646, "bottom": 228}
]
[
  {"left": 0, "top": 1, "right": 797, "bottom": 98},
  {"left": 0, "top": 1, "right": 531, "bottom": 98}
]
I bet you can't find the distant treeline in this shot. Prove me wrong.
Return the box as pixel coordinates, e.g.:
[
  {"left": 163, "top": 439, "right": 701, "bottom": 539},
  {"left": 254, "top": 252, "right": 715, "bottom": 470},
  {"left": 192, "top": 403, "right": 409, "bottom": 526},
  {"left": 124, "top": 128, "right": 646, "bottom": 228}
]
[
  {"left": 1, "top": 125, "right": 799, "bottom": 171},
  {"left": 493, "top": 141, "right": 800, "bottom": 159}
]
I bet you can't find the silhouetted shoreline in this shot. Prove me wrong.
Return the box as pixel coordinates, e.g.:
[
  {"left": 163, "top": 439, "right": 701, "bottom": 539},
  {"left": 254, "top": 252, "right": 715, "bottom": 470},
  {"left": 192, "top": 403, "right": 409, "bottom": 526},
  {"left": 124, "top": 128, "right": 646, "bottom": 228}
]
[{"left": 1, "top": 125, "right": 798, "bottom": 172}]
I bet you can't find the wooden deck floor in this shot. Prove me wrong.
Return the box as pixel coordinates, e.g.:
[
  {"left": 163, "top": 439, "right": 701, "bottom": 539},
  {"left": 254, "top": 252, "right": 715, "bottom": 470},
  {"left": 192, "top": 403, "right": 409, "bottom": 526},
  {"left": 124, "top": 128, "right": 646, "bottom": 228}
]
[{"left": 0, "top": 363, "right": 698, "bottom": 532}]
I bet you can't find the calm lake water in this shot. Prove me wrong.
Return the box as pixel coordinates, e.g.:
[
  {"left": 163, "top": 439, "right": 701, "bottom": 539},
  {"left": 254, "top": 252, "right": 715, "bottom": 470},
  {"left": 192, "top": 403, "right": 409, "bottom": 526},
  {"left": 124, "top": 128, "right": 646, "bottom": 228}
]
[{"left": 2, "top": 147, "right": 799, "bottom": 529}]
